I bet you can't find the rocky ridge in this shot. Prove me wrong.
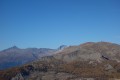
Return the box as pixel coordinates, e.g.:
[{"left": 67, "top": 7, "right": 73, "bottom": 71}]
[{"left": 0, "top": 42, "right": 120, "bottom": 80}]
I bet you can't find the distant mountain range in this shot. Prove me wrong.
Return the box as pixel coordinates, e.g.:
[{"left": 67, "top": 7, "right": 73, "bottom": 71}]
[
  {"left": 0, "top": 42, "right": 120, "bottom": 80},
  {"left": 0, "top": 46, "right": 61, "bottom": 70}
]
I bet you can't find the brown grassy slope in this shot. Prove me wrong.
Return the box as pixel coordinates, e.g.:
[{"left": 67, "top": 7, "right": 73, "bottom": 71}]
[{"left": 58, "top": 61, "right": 120, "bottom": 78}]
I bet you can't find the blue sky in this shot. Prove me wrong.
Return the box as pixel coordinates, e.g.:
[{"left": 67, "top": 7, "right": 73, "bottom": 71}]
[{"left": 0, "top": 0, "right": 120, "bottom": 50}]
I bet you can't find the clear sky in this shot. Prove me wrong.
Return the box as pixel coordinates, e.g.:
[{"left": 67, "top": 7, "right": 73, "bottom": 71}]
[{"left": 0, "top": 0, "right": 120, "bottom": 50}]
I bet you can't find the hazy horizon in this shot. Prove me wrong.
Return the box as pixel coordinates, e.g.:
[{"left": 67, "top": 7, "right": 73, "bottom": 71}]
[{"left": 0, "top": 0, "right": 120, "bottom": 50}]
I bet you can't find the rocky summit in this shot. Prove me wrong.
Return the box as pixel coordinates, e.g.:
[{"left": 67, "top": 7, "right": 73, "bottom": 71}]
[{"left": 0, "top": 42, "right": 120, "bottom": 80}]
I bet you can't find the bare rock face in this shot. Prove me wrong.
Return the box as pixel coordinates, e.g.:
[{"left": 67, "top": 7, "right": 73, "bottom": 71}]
[
  {"left": 53, "top": 42, "right": 120, "bottom": 62},
  {"left": 11, "top": 73, "right": 24, "bottom": 80},
  {"left": 104, "top": 64, "right": 114, "bottom": 71}
]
